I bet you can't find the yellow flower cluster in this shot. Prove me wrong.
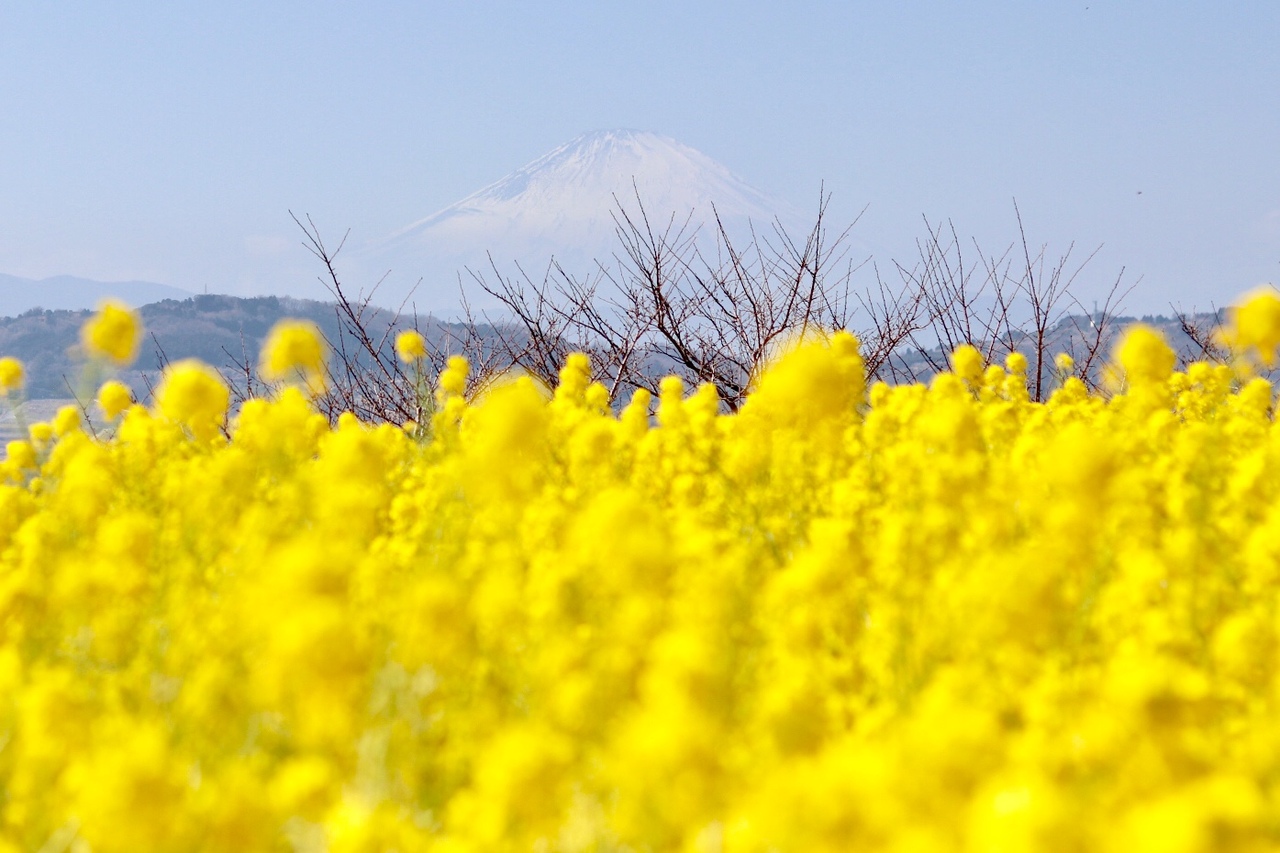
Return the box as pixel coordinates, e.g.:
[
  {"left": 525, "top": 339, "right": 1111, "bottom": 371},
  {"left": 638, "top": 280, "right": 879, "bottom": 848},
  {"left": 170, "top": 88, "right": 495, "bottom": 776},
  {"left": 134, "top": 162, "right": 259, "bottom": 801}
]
[
  {"left": 0, "top": 357, "right": 22, "bottom": 394},
  {"left": 1232, "top": 287, "right": 1280, "bottom": 367},
  {"left": 396, "top": 330, "right": 428, "bottom": 364},
  {"left": 3, "top": 297, "right": 1280, "bottom": 851},
  {"left": 80, "top": 299, "right": 141, "bottom": 365},
  {"left": 261, "top": 319, "right": 328, "bottom": 395}
]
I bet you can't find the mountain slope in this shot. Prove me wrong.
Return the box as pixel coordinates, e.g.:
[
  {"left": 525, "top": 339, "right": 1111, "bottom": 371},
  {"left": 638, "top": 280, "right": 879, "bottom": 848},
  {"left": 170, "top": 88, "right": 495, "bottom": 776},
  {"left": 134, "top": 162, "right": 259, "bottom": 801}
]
[{"left": 354, "top": 130, "right": 806, "bottom": 311}]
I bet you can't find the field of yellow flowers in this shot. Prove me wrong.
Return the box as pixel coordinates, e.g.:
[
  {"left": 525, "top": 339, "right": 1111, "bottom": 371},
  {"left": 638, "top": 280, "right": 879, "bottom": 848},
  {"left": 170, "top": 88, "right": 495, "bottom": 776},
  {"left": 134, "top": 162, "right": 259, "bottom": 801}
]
[{"left": 3, "top": 294, "right": 1280, "bottom": 852}]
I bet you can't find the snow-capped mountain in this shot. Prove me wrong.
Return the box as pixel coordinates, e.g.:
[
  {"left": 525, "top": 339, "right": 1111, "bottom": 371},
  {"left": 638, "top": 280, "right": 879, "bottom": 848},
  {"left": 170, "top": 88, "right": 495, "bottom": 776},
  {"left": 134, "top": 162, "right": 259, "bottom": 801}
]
[{"left": 355, "top": 130, "right": 807, "bottom": 312}]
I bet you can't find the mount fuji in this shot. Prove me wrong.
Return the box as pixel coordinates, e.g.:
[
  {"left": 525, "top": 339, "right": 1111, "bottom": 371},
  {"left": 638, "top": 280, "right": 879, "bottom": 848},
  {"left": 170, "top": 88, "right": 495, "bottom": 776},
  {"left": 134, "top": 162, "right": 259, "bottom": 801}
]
[{"left": 353, "top": 129, "right": 810, "bottom": 312}]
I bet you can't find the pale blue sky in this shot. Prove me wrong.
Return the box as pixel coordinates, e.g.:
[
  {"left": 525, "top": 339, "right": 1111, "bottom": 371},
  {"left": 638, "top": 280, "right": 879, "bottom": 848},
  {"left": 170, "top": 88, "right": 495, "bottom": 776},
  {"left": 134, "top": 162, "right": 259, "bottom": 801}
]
[{"left": 1, "top": 1, "right": 1276, "bottom": 314}]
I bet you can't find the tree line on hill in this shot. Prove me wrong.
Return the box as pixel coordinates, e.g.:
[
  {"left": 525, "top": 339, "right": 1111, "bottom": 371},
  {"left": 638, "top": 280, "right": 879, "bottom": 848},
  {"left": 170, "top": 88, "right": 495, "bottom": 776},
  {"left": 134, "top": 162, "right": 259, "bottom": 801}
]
[
  {"left": 0, "top": 288, "right": 1221, "bottom": 409},
  {"left": 0, "top": 294, "right": 494, "bottom": 407},
  {"left": 0, "top": 201, "right": 1241, "bottom": 425}
]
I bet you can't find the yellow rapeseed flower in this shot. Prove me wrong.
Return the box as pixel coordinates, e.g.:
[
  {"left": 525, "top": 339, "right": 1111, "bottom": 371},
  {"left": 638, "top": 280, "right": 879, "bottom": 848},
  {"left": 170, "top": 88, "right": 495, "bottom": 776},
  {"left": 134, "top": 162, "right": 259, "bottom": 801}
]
[
  {"left": 155, "top": 359, "right": 229, "bottom": 440},
  {"left": 951, "top": 343, "right": 985, "bottom": 385},
  {"left": 97, "top": 380, "right": 134, "bottom": 420},
  {"left": 0, "top": 353, "right": 25, "bottom": 394},
  {"left": 28, "top": 422, "right": 54, "bottom": 446},
  {"left": 1231, "top": 287, "right": 1280, "bottom": 367},
  {"left": 437, "top": 355, "right": 468, "bottom": 400},
  {"left": 1005, "top": 352, "right": 1028, "bottom": 375},
  {"left": 1116, "top": 324, "right": 1175, "bottom": 385},
  {"left": 5, "top": 289, "right": 1280, "bottom": 848},
  {"left": 0, "top": 356, "right": 23, "bottom": 393},
  {"left": 5, "top": 438, "right": 36, "bottom": 469},
  {"left": 81, "top": 300, "right": 141, "bottom": 365},
  {"left": 395, "top": 330, "right": 427, "bottom": 363},
  {"left": 260, "top": 319, "right": 327, "bottom": 390},
  {"left": 53, "top": 404, "right": 82, "bottom": 437}
]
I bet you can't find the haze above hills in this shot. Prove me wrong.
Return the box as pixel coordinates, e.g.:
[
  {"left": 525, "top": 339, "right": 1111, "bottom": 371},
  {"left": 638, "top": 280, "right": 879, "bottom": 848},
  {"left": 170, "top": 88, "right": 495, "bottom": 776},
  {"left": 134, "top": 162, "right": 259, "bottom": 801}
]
[
  {"left": 1, "top": 130, "right": 825, "bottom": 318},
  {"left": 4, "top": 128, "right": 1222, "bottom": 330},
  {"left": 0, "top": 274, "right": 193, "bottom": 319}
]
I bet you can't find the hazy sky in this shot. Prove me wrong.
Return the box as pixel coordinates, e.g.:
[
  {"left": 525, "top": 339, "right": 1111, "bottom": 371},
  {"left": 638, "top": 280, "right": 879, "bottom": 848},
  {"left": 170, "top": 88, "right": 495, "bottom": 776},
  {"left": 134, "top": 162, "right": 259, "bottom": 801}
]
[{"left": 1, "top": 1, "right": 1276, "bottom": 314}]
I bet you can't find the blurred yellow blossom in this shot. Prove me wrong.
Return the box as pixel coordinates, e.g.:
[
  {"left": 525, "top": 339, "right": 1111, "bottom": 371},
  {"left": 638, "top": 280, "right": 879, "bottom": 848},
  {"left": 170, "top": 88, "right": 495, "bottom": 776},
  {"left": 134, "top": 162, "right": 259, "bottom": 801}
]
[
  {"left": 52, "top": 405, "right": 81, "bottom": 437},
  {"left": 395, "top": 330, "right": 427, "bottom": 363},
  {"left": 1231, "top": 287, "right": 1280, "bottom": 366},
  {"left": 5, "top": 438, "right": 36, "bottom": 469},
  {"left": 27, "top": 422, "right": 53, "bottom": 446},
  {"left": 97, "top": 380, "right": 133, "bottom": 419},
  {"left": 1117, "top": 324, "right": 1175, "bottom": 384},
  {"left": 951, "top": 343, "right": 985, "bottom": 384},
  {"left": 155, "top": 359, "right": 229, "bottom": 440},
  {"left": 0, "top": 356, "right": 23, "bottom": 393},
  {"left": 81, "top": 299, "right": 141, "bottom": 365},
  {"left": 0, "top": 302, "right": 1277, "bottom": 849},
  {"left": 260, "top": 319, "right": 327, "bottom": 392},
  {"left": 437, "top": 354, "right": 468, "bottom": 402}
]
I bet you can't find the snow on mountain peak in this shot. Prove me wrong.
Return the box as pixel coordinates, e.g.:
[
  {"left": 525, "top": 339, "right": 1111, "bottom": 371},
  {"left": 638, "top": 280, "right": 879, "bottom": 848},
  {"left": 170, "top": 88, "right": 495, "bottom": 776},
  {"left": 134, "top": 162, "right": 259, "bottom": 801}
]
[
  {"left": 358, "top": 130, "right": 802, "bottom": 310},
  {"left": 387, "top": 129, "right": 787, "bottom": 239}
]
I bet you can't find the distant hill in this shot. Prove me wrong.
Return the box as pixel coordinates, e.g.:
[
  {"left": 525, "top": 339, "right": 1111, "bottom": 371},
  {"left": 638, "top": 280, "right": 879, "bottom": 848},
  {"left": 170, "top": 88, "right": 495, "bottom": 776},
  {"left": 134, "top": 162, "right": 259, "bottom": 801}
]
[
  {"left": 0, "top": 293, "right": 475, "bottom": 400},
  {"left": 889, "top": 310, "right": 1230, "bottom": 389},
  {"left": 0, "top": 289, "right": 1235, "bottom": 411},
  {"left": 0, "top": 273, "right": 194, "bottom": 318}
]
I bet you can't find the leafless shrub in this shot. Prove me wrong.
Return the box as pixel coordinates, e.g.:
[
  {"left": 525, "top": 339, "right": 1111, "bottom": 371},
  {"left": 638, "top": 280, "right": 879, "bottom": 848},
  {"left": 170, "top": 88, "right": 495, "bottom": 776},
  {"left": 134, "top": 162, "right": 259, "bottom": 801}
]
[
  {"left": 1172, "top": 302, "right": 1230, "bottom": 365},
  {"left": 283, "top": 195, "right": 1134, "bottom": 423},
  {"left": 878, "top": 203, "right": 1133, "bottom": 399},
  {"left": 468, "top": 189, "right": 881, "bottom": 411},
  {"left": 221, "top": 213, "right": 511, "bottom": 426},
  {"left": 469, "top": 194, "right": 1131, "bottom": 407}
]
